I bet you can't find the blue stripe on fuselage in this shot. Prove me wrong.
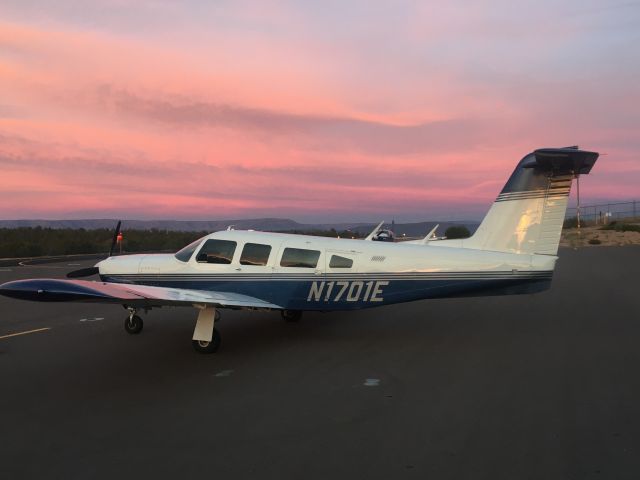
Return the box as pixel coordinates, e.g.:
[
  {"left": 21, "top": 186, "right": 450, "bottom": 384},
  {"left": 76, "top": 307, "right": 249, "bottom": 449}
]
[{"left": 100, "top": 273, "right": 552, "bottom": 311}]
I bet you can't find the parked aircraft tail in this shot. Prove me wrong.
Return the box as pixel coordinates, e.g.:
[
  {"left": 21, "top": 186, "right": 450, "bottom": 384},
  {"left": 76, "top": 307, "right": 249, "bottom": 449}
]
[{"left": 460, "top": 147, "right": 599, "bottom": 255}]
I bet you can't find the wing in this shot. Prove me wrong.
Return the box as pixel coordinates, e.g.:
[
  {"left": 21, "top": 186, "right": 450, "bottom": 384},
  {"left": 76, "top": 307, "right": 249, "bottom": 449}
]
[{"left": 0, "top": 279, "right": 282, "bottom": 310}]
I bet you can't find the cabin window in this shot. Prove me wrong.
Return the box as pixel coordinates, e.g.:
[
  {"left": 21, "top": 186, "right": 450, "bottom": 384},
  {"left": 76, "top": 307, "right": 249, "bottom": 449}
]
[
  {"left": 329, "top": 255, "right": 353, "bottom": 268},
  {"left": 280, "top": 248, "right": 320, "bottom": 268},
  {"left": 196, "top": 239, "right": 237, "bottom": 264},
  {"left": 240, "top": 243, "right": 272, "bottom": 266},
  {"left": 174, "top": 237, "right": 204, "bottom": 262}
]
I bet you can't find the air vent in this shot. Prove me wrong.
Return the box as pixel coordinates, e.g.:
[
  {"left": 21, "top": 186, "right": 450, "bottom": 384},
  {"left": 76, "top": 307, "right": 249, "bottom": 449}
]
[{"left": 371, "top": 255, "right": 386, "bottom": 262}]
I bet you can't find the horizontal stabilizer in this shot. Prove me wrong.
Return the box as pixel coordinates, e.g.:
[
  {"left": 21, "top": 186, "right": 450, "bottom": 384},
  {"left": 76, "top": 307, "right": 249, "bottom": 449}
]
[{"left": 527, "top": 147, "right": 599, "bottom": 175}]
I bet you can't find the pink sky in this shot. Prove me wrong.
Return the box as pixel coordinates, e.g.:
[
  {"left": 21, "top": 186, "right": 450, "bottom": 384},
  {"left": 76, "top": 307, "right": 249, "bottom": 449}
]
[{"left": 0, "top": 1, "right": 638, "bottom": 222}]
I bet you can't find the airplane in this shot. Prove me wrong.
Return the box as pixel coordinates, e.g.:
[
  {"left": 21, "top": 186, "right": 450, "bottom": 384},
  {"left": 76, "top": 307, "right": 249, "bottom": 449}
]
[{"left": 0, "top": 146, "right": 599, "bottom": 354}]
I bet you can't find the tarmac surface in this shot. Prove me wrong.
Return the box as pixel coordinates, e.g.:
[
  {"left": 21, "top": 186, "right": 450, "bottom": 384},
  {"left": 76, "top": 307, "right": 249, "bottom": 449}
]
[{"left": 0, "top": 246, "right": 639, "bottom": 479}]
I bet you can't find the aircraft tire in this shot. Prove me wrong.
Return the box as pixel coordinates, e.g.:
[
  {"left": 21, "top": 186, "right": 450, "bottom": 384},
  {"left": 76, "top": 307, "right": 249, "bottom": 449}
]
[
  {"left": 281, "top": 310, "right": 302, "bottom": 322},
  {"left": 124, "top": 315, "right": 143, "bottom": 334},
  {"left": 192, "top": 328, "right": 221, "bottom": 354}
]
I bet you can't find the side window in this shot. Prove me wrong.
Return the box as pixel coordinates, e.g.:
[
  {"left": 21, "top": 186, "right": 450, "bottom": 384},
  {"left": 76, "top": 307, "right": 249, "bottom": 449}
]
[
  {"left": 196, "top": 240, "right": 237, "bottom": 264},
  {"left": 280, "top": 248, "right": 320, "bottom": 268},
  {"left": 240, "top": 243, "right": 272, "bottom": 266},
  {"left": 329, "top": 255, "right": 353, "bottom": 268}
]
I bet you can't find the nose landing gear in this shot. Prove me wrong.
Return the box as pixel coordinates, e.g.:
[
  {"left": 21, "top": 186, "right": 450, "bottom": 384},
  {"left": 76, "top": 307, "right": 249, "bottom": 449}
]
[{"left": 124, "top": 307, "right": 143, "bottom": 334}]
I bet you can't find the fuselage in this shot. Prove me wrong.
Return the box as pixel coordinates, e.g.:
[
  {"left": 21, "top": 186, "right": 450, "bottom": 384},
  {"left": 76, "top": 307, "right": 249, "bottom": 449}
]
[{"left": 97, "top": 230, "right": 557, "bottom": 311}]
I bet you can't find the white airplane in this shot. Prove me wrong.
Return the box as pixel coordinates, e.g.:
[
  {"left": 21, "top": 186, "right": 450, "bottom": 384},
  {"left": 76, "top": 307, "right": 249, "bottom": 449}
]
[{"left": 0, "top": 147, "right": 599, "bottom": 354}]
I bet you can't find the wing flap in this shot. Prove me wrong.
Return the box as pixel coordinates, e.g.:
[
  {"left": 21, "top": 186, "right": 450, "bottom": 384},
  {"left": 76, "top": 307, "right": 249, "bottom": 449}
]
[{"left": 0, "top": 279, "right": 281, "bottom": 309}]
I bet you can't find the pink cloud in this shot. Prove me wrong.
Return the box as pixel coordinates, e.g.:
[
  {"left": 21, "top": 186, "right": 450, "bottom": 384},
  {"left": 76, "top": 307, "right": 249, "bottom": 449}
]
[{"left": 0, "top": 11, "right": 637, "bottom": 222}]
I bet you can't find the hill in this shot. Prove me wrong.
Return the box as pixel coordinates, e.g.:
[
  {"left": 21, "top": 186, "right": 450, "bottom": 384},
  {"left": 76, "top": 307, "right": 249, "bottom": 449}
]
[{"left": 0, "top": 218, "right": 479, "bottom": 237}]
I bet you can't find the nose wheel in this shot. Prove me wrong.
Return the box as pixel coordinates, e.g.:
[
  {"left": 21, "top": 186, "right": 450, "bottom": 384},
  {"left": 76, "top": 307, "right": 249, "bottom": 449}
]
[{"left": 124, "top": 309, "right": 143, "bottom": 334}]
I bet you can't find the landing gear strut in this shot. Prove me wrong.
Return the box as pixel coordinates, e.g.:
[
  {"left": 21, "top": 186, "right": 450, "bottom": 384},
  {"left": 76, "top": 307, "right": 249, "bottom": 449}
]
[
  {"left": 124, "top": 307, "right": 143, "bottom": 334},
  {"left": 192, "top": 307, "right": 221, "bottom": 354},
  {"left": 281, "top": 310, "right": 302, "bottom": 322}
]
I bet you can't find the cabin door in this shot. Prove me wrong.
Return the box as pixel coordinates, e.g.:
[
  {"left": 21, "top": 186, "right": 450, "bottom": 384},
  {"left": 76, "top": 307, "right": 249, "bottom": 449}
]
[{"left": 317, "top": 250, "right": 365, "bottom": 305}]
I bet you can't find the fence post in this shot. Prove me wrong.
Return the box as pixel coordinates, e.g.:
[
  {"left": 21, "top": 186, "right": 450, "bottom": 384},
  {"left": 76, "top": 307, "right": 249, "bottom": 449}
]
[{"left": 576, "top": 175, "right": 581, "bottom": 229}]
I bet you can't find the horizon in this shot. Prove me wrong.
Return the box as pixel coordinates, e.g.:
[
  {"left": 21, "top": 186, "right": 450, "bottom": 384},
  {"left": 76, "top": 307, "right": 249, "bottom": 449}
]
[
  {"left": 0, "top": 194, "right": 633, "bottom": 224},
  {"left": 0, "top": 216, "right": 482, "bottom": 225},
  {"left": 1, "top": 1, "right": 638, "bottom": 219}
]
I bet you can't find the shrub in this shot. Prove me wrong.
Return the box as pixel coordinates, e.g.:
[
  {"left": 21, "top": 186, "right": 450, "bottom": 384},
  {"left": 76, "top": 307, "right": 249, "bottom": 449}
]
[
  {"left": 563, "top": 217, "right": 593, "bottom": 229},
  {"left": 0, "top": 228, "right": 209, "bottom": 258},
  {"left": 599, "top": 223, "right": 640, "bottom": 232},
  {"left": 444, "top": 226, "right": 471, "bottom": 239},
  {"left": 588, "top": 238, "right": 601, "bottom": 245},
  {"left": 619, "top": 224, "right": 637, "bottom": 232},
  {"left": 564, "top": 217, "right": 580, "bottom": 229}
]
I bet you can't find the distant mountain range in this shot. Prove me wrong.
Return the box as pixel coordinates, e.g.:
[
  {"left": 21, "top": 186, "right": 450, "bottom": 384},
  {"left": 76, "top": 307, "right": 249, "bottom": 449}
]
[{"left": 0, "top": 218, "right": 479, "bottom": 237}]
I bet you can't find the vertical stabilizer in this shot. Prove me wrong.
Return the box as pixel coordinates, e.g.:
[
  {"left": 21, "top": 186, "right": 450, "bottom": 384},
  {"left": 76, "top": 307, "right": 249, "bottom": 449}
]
[{"left": 463, "top": 147, "right": 599, "bottom": 255}]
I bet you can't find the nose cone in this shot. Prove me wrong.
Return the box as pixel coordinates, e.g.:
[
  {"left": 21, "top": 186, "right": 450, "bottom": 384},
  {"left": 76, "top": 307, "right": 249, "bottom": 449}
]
[{"left": 95, "top": 259, "right": 105, "bottom": 274}]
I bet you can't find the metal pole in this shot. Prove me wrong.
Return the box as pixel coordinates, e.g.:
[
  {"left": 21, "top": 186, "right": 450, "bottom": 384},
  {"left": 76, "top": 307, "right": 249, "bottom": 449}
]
[{"left": 576, "top": 175, "right": 581, "bottom": 230}]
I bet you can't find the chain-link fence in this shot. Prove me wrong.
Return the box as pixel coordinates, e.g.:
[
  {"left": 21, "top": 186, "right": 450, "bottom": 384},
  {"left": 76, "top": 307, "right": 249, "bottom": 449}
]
[{"left": 566, "top": 201, "right": 638, "bottom": 223}]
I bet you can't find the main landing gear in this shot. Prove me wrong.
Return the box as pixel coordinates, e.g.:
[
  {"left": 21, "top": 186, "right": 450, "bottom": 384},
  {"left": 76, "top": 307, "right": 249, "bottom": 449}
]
[
  {"left": 192, "top": 329, "right": 221, "bottom": 354},
  {"left": 191, "top": 307, "right": 222, "bottom": 354}
]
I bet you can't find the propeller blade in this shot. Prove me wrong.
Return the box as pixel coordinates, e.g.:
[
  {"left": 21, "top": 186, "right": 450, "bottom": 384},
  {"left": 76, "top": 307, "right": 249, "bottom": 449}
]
[
  {"left": 66, "top": 267, "right": 99, "bottom": 278},
  {"left": 109, "top": 220, "right": 122, "bottom": 257}
]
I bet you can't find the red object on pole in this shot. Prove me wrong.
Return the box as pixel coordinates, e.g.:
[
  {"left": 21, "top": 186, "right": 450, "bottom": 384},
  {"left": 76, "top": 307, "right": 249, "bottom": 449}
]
[{"left": 116, "top": 232, "right": 123, "bottom": 243}]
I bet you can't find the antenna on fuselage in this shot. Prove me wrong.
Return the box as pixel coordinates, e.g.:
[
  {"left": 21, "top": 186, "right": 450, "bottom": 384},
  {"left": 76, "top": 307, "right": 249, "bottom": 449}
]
[
  {"left": 364, "top": 221, "right": 385, "bottom": 241},
  {"left": 420, "top": 224, "right": 440, "bottom": 244}
]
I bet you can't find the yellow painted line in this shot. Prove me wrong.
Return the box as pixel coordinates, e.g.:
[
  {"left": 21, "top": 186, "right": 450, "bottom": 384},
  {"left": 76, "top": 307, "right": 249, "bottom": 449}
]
[{"left": 0, "top": 327, "right": 51, "bottom": 340}]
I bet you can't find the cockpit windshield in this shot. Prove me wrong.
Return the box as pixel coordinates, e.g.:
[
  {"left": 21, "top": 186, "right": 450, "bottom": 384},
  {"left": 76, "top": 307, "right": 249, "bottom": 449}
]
[{"left": 174, "top": 237, "right": 205, "bottom": 262}]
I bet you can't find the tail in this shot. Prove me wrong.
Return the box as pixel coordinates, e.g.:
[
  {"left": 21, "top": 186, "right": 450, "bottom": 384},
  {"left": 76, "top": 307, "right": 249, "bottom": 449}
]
[{"left": 464, "top": 146, "right": 599, "bottom": 255}]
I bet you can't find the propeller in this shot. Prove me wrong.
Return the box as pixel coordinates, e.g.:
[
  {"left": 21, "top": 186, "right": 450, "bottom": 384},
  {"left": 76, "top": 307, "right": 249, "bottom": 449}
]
[
  {"left": 109, "top": 220, "right": 122, "bottom": 257},
  {"left": 66, "top": 220, "right": 121, "bottom": 279}
]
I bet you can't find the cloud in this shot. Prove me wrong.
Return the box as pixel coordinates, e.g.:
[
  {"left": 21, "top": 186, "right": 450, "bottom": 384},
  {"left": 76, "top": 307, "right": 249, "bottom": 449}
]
[
  {"left": 0, "top": 129, "right": 511, "bottom": 222},
  {"left": 0, "top": 3, "right": 637, "bottom": 221},
  {"left": 95, "top": 86, "right": 490, "bottom": 156}
]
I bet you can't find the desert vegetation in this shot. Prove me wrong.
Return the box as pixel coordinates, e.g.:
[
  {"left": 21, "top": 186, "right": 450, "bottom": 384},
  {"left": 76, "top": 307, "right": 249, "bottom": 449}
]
[
  {"left": 0, "top": 227, "right": 365, "bottom": 258},
  {"left": 0, "top": 228, "right": 208, "bottom": 258},
  {"left": 444, "top": 226, "right": 471, "bottom": 239},
  {"left": 561, "top": 219, "right": 640, "bottom": 248}
]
